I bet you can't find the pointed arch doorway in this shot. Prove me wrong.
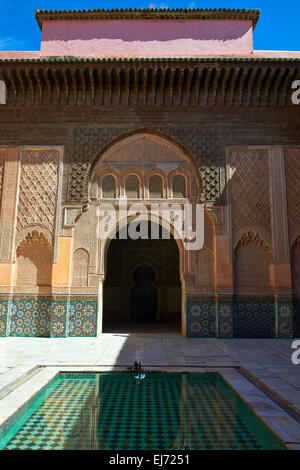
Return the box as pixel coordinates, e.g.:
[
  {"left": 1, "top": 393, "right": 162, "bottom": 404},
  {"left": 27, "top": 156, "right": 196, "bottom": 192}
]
[{"left": 102, "top": 222, "right": 182, "bottom": 333}]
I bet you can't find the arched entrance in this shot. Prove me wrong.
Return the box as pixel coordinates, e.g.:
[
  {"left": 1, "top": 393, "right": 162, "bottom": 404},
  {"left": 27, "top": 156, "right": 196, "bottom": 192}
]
[
  {"left": 131, "top": 264, "right": 157, "bottom": 321},
  {"left": 103, "top": 222, "right": 182, "bottom": 333},
  {"left": 91, "top": 130, "right": 202, "bottom": 336}
]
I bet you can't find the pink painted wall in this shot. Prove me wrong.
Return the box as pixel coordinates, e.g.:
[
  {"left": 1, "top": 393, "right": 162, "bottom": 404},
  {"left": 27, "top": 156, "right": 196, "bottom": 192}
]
[
  {"left": 40, "top": 19, "right": 254, "bottom": 58},
  {"left": 0, "top": 51, "right": 40, "bottom": 59},
  {"left": 1, "top": 21, "right": 299, "bottom": 60},
  {"left": 253, "top": 50, "right": 300, "bottom": 58}
]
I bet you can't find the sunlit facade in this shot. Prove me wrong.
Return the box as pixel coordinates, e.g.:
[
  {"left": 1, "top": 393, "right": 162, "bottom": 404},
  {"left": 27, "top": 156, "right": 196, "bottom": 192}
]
[{"left": 0, "top": 8, "right": 299, "bottom": 338}]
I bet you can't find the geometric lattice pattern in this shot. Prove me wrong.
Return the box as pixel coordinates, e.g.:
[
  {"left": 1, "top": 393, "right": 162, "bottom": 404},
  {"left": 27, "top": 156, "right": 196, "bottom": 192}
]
[
  {"left": 0, "top": 297, "right": 97, "bottom": 338},
  {"left": 230, "top": 149, "right": 271, "bottom": 248},
  {"left": 285, "top": 148, "right": 300, "bottom": 246},
  {"left": 0, "top": 295, "right": 295, "bottom": 339},
  {"left": 68, "top": 301, "right": 97, "bottom": 337},
  {"left": 9, "top": 300, "right": 51, "bottom": 337},
  {"left": 0, "top": 299, "right": 8, "bottom": 337},
  {"left": 170, "top": 129, "right": 222, "bottom": 202},
  {"left": 199, "top": 158, "right": 220, "bottom": 201},
  {"left": 218, "top": 302, "right": 234, "bottom": 338},
  {"left": 277, "top": 303, "right": 294, "bottom": 339},
  {"left": 0, "top": 373, "right": 286, "bottom": 450},
  {"left": 187, "top": 299, "right": 216, "bottom": 338},
  {"left": 68, "top": 127, "right": 124, "bottom": 202},
  {"left": 16, "top": 149, "right": 60, "bottom": 245},
  {"left": 67, "top": 127, "right": 222, "bottom": 203},
  {"left": 50, "top": 301, "right": 68, "bottom": 338},
  {"left": 233, "top": 300, "right": 276, "bottom": 338},
  {"left": 186, "top": 296, "right": 294, "bottom": 338}
]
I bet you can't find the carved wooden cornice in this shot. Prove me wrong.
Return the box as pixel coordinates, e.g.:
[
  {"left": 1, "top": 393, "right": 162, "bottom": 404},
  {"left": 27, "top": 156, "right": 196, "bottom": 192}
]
[{"left": 0, "top": 59, "right": 299, "bottom": 106}]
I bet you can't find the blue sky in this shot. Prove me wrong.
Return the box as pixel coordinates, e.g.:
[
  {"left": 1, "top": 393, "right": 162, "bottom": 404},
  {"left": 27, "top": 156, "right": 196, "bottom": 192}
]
[{"left": 0, "top": 1, "right": 299, "bottom": 51}]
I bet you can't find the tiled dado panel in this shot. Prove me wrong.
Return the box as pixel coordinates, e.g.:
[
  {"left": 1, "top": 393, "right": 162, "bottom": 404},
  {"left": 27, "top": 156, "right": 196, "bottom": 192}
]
[
  {"left": 186, "top": 296, "right": 294, "bottom": 339},
  {"left": 0, "top": 296, "right": 97, "bottom": 338},
  {"left": 0, "top": 297, "right": 9, "bottom": 337},
  {"left": 233, "top": 297, "right": 294, "bottom": 339},
  {"left": 186, "top": 296, "right": 217, "bottom": 338},
  {"left": 277, "top": 301, "right": 296, "bottom": 339},
  {"left": 68, "top": 300, "right": 98, "bottom": 337},
  {"left": 10, "top": 300, "right": 51, "bottom": 337},
  {"left": 0, "top": 296, "right": 295, "bottom": 339},
  {"left": 218, "top": 302, "right": 234, "bottom": 338},
  {"left": 233, "top": 299, "right": 276, "bottom": 339},
  {"left": 51, "top": 300, "right": 69, "bottom": 338}
]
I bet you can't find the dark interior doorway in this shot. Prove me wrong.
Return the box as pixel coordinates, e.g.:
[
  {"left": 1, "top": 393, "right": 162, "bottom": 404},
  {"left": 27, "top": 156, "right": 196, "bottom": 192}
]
[
  {"left": 131, "top": 264, "right": 157, "bottom": 321},
  {"left": 103, "top": 222, "right": 181, "bottom": 333}
]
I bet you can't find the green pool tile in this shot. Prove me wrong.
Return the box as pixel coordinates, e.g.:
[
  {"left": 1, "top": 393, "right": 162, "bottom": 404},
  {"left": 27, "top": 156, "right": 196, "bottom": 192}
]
[{"left": 0, "top": 372, "right": 287, "bottom": 450}]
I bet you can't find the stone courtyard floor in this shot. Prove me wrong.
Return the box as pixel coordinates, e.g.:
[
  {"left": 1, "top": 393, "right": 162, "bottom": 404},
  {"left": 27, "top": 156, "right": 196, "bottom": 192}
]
[{"left": 0, "top": 335, "right": 300, "bottom": 449}]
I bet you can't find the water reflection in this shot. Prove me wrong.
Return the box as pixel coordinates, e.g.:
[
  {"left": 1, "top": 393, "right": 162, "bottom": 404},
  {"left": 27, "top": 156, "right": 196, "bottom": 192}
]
[{"left": 1, "top": 372, "right": 287, "bottom": 450}]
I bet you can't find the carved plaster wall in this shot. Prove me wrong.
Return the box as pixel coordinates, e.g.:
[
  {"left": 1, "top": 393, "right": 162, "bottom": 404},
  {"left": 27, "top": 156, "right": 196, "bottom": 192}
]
[
  {"left": 66, "top": 128, "right": 222, "bottom": 204},
  {"left": 16, "top": 149, "right": 61, "bottom": 252},
  {"left": 285, "top": 148, "right": 300, "bottom": 248}
]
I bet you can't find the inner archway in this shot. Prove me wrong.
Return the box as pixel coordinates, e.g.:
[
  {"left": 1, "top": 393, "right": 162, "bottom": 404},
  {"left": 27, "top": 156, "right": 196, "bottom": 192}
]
[
  {"left": 103, "top": 222, "right": 182, "bottom": 333},
  {"left": 131, "top": 264, "right": 157, "bottom": 321}
]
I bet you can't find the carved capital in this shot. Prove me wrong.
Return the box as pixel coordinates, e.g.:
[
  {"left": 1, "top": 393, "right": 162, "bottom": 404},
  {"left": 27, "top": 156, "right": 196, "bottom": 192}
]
[{"left": 63, "top": 205, "right": 85, "bottom": 228}]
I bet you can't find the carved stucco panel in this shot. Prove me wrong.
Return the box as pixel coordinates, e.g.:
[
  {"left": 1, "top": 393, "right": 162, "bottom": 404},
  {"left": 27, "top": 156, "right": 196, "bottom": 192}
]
[
  {"left": 16, "top": 149, "right": 61, "bottom": 248},
  {"left": 285, "top": 148, "right": 300, "bottom": 247},
  {"left": 66, "top": 127, "right": 223, "bottom": 204},
  {"left": 230, "top": 148, "right": 272, "bottom": 251}
]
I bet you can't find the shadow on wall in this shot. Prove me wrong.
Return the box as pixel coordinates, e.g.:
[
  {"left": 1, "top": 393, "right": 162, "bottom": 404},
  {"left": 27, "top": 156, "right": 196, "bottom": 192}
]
[
  {"left": 42, "top": 20, "right": 251, "bottom": 42},
  {"left": 225, "top": 148, "right": 298, "bottom": 338},
  {"left": 183, "top": 146, "right": 298, "bottom": 340}
]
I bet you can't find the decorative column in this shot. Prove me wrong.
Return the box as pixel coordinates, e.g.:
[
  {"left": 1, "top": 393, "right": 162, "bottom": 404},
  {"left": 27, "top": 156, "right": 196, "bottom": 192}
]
[
  {"left": 269, "top": 146, "right": 291, "bottom": 291},
  {"left": 97, "top": 275, "right": 104, "bottom": 336},
  {"left": 269, "top": 145, "right": 293, "bottom": 338},
  {"left": 0, "top": 148, "right": 20, "bottom": 264},
  {"left": 0, "top": 148, "right": 20, "bottom": 336},
  {"left": 214, "top": 207, "right": 234, "bottom": 338}
]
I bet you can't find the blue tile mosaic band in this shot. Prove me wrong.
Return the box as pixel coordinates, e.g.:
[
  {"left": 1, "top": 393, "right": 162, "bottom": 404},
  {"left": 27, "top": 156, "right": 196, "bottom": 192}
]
[
  {"left": 0, "top": 294, "right": 295, "bottom": 339},
  {"left": 9, "top": 300, "right": 51, "bottom": 337},
  {"left": 186, "top": 295, "right": 295, "bottom": 339},
  {"left": 277, "top": 302, "right": 294, "bottom": 339},
  {"left": 187, "top": 297, "right": 217, "bottom": 338},
  {"left": 233, "top": 300, "right": 276, "bottom": 339},
  {"left": 218, "top": 302, "right": 234, "bottom": 338},
  {"left": 0, "top": 299, "right": 9, "bottom": 337},
  {"left": 50, "top": 301, "right": 68, "bottom": 338},
  {"left": 0, "top": 295, "right": 97, "bottom": 338},
  {"left": 67, "top": 300, "right": 97, "bottom": 337}
]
